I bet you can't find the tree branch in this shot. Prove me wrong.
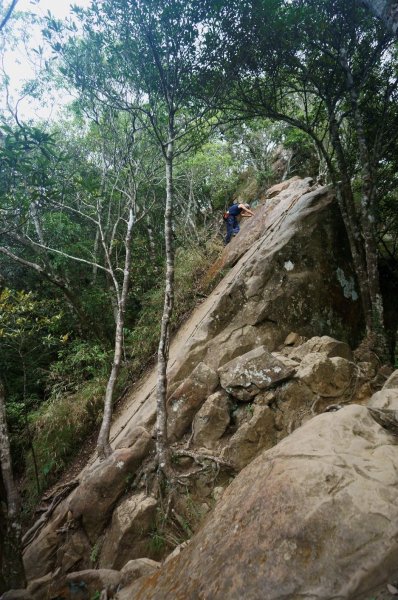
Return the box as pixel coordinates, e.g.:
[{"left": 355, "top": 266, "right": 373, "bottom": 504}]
[{"left": 0, "top": 0, "right": 19, "bottom": 32}]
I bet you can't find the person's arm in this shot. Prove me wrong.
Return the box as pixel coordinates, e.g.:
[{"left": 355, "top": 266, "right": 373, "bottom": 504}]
[{"left": 238, "top": 204, "right": 254, "bottom": 217}]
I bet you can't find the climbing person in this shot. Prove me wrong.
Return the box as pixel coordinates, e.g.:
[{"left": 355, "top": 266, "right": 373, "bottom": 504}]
[{"left": 224, "top": 202, "right": 254, "bottom": 245}]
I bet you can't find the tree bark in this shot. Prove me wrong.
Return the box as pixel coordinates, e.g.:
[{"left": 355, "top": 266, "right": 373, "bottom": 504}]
[
  {"left": 325, "top": 106, "right": 374, "bottom": 333},
  {"left": 340, "top": 51, "right": 388, "bottom": 358},
  {"left": 96, "top": 202, "right": 136, "bottom": 459},
  {"left": 0, "top": 0, "right": 18, "bottom": 32},
  {"left": 0, "top": 380, "right": 26, "bottom": 590},
  {"left": 155, "top": 129, "right": 175, "bottom": 478}
]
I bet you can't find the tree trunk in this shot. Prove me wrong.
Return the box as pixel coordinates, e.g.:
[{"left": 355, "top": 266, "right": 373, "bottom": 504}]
[
  {"left": 155, "top": 130, "right": 175, "bottom": 478},
  {"left": 146, "top": 216, "right": 157, "bottom": 265},
  {"left": 96, "top": 203, "right": 135, "bottom": 460},
  {"left": 325, "top": 107, "right": 375, "bottom": 333},
  {"left": 0, "top": 380, "right": 26, "bottom": 590},
  {"left": 340, "top": 52, "right": 388, "bottom": 359}
]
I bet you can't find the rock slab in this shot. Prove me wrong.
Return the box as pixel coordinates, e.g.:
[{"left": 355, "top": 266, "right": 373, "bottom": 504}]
[
  {"left": 124, "top": 405, "right": 398, "bottom": 600},
  {"left": 218, "top": 346, "right": 295, "bottom": 401}
]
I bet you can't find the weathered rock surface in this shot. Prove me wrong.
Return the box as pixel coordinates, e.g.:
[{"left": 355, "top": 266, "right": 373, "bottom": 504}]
[
  {"left": 120, "top": 558, "right": 160, "bottom": 585},
  {"left": 192, "top": 391, "right": 230, "bottom": 448},
  {"left": 52, "top": 569, "right": 122, "bottom": 600},
  {"left": 167, "top": 362, "right": 219, "bottom": 441},
  {"left": 23, "top": 507, "right": 67, "bottom": 581},
  {"left": 367, "top": 388, "right": 398, "bottom": 410},
  {"left": 265, "top": 176, "right": 301, "bottom": 198},
  {"left": 169, "top": 180, "right": 362, "bottom": 388},
  {"left": 218, "top": 346, "right": 295, "bottom": 401},
  {"left": 99, "top": 493, "right": 158, "bottom": 570},
  {"left": 68, "top": 435, "right": 152, "bottom": 542},
  {"left": 289, "top": 335, "right": 353, "bottom": 361},
  {"left": 56, "top": 529, "right": 91, "bottom": 575},
  {"left": 383, "top": 369, "right": 398, "bottom": 390},
  {"left": 221, "top": 404, "right": 276, "bottom": 469},
  {"left": 125, "top": 404, "right": 398, "bottom": 600},
  {"left": 295, "top": 353, "right": 357, "bottom": 399}
]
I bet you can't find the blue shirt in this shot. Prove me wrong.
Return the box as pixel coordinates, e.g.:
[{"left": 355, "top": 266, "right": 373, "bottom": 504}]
[{"left": 228, "top": 204, "right": 242, "bottom": 216}]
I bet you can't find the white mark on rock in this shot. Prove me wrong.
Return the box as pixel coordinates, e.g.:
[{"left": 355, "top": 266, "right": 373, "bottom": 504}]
[
  {"left": 116, "top": 461, "right": 125, "bottom": 469},
  {"left": 336, "top": 267, "right": 358, "bottom": 301},
  {"left": 284, "top": 260, "right": 294, "bottom": 271}
]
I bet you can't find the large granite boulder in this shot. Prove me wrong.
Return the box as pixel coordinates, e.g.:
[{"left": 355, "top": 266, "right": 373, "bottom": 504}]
[
  {"left": 169, "top": 179, "right": 363, "bottom": 388},
  {"left": 22, "top": 178, "right": 366, "bottom": 588},
  {"left": 123, "top": 404, "right": 398, "bottom": 599}
]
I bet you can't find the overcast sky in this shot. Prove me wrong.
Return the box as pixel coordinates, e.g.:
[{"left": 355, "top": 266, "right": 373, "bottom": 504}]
[{"left": 1, "top": 0, "right": 92, "bottom": 121}]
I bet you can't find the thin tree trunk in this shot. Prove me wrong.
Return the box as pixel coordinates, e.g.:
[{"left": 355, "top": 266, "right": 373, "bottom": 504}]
[
  {"left": 146, "top": 216, "right": 157, "bottom": 264},
  {"left": 96, "top": 202, "right": 135, "bottom": 459},
  {"left": 20, "top": 354, "right": 40, "bottom": 494},
  {"left": 92, "top": 227, "right": 100, "bottom": 284},
  {"left": 0, "top": 380, "right": 26, "bottom": 590},
  {"left": 156, "top": 130, "right": 175, "bottom": 478}
]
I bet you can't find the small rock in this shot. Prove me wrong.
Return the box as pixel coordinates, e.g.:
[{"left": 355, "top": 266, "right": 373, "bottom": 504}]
[
  {"left": 213, "top": 487, "right": 225, "bottom": 502},
  {"left": 99, "top": 493, "right": 158, "bottom": 569},
  {"left": 120, "top": 558, "right": 160, "bottom": 586},
  {"left": 290, "top": 336, "right": 353, "bottom": 362},
  {"left": 284, "top": 332, "right": 300, "bottom": 346},
  {"left": 192, "top": 391, "right": 230, "bottom": 449},
  {"left": 222, "top": 404, "right": 276, "bottom": 470},
  {"left": 295, "top": 354, "right": 357, "bottom": 399}
]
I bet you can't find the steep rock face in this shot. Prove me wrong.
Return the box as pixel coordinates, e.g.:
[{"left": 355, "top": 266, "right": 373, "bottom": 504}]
[
  {"left": 123, "top": 402, "right": 398, "bottom": 600},
  {"left": 169, "top": 178, "right": 362, "bottom": 386}
]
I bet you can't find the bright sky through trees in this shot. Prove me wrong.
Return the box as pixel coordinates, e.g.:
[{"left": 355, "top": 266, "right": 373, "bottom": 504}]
[{"left": 1, "top": 0, "right": 91, "bottom": 121}]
